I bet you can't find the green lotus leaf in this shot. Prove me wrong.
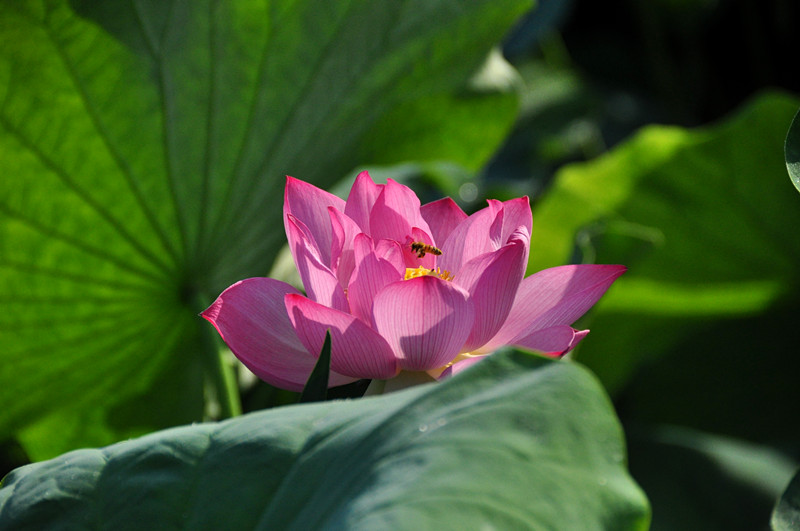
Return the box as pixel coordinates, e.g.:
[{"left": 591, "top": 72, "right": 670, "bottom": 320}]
[{"left": 0, "top": 349, "right": 650, "bottom": 530}]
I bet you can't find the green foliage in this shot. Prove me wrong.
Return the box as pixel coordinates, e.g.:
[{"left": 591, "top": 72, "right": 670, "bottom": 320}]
[
  {"left": 629, "top": 426, "right": 795, "bottom": 531},
  {"left": 530, "top": 91, "right": 800, "bottom": 529},
  {"left": 0, "top": 350, "right": 650, "bottom": 530},
  {"left": 298, "top": 331, "right": 331, "bottom": 404},
  {"left": 531, "top": 91, "right": 800, "bottom": 405},
  {"left": 0, "top": 0, "right": 530, "bottom": 458}
]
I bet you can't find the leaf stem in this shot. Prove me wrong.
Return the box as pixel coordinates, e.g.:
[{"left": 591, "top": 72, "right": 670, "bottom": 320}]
[{"left": 197, "top": 295, "right": 242, "bottom": 419}]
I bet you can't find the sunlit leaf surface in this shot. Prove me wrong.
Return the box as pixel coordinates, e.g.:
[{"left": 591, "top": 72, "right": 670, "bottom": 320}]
[{"left": 0, "top": 0, "right": 531, "bottom": 457}]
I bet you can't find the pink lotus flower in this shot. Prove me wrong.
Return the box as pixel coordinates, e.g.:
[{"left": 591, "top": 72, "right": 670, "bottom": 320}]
[{"left": 202, "top": 172, "right": 625, "bottom": 391}]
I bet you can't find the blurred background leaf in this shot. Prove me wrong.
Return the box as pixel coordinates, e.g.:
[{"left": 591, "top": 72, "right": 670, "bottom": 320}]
[
  {"left": 527, "top": 91, "right": 800, "bottom": 530},
  {"left": 531, "top": 92, "right": 800, "bottom": 404},
  {"left": 627, "top": 425, "right": 795, "bottom": 531},
  {"left": 0, "top": 0, "right": 532, "bottom": 462}
]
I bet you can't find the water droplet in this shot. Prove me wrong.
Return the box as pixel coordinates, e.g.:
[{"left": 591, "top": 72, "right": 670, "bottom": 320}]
[
  {"left": 459, "top": 182, "right": 478, "bottom": 203},
  {"left": 418, "top": 424, "right": 429, "bottom": 433}
]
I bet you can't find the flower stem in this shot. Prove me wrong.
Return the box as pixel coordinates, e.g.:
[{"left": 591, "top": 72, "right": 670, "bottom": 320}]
[{"left": 197, "top": 295, "right": 242, "bottom": 419}]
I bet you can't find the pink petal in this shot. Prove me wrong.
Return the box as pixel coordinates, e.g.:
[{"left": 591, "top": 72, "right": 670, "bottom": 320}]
[
  {"left": 348, "top": 234, "right": 405, "bottom": 323},
  {"left": 440, "top": 324, "right": 584, "bottom": 379},
  {"left": 285, "top": 294, "right": 399, "bottom": 380},
  {"left": 511, "top": 325, "right": 589, "bottom": 356},
  {"left": 368, "top": 179, "right": 432, "bottom": 243},
  {"left": 284, "top": 176, "right": 345, "bottom": 266},
  {"left": 478, "top": 264, "right": 626, "bottom": 353},
  {"left": 453, "top": 229, "right": 529, "bottom": 351},
  {"left": 286, "top": 215, "right": 349, "bottom": 312},
  {"left": 329, "top": 208, "right": 362, "bottom": 289},
  {"left": 485, "top": 199, "right": 506, "bottom": 250},
  {"left": 374, "top": 238, "right": 406, "bottom": 271},
  {"left": 481, "top": 197, "right": 532, "bottom": 252},
  {"left": 420, "top": 197, "right": 467, "bottom": 246},
  {"left": 344, "top": 171, "right": 384, "bottom": 233},
  {"left": 201, "top": 278, "right": 356, "bottom": 391},
  {"left": 496, "top": 196, "right": 532, "bottom": 247},
  {"left": 372, "top": 276, "right": 474, "bottom": 371},
  {"left": 438, "top": 204, "right": 497, "bottom": 273}
]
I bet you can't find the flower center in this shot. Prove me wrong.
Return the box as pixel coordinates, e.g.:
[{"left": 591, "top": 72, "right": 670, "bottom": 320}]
[{"left": 404, "top": 266, "right": 454, "bottom": 282}]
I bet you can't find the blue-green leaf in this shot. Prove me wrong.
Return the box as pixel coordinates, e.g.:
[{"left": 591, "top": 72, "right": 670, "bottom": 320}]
[{"left": 0, "top": 350, "right": 649, "bottom": 530}]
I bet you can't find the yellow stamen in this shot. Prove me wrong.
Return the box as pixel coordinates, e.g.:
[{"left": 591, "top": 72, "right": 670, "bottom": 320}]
[
  {"left": 427, "top": 351, "right": 480, "bottom": 379},
  {"left": 445, "top": 351, "right": 481, "bottom": 367},
  {"left": 404, "top": 266, "right": 454, "bottom": 281}
]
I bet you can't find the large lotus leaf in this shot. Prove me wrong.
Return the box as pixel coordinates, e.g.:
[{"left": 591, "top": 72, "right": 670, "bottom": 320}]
[
  {"left": 528, "top": 92, "right": 800, "bottom": 420},
  {"left": 0, "top": 349, "right": 650, "bottom": 530},
  {"left": 0, "top": 0, "right": 532, "bottom": 458}
]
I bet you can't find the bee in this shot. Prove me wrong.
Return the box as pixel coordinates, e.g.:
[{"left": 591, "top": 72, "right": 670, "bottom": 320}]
[{"left": 410, "top": 241, "right": 442, "bottom": 258}]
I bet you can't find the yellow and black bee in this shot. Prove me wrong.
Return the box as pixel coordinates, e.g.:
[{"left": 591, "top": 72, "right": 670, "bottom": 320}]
[{"left": 410, "top": 241, "right": 442, "bottom": 258}]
